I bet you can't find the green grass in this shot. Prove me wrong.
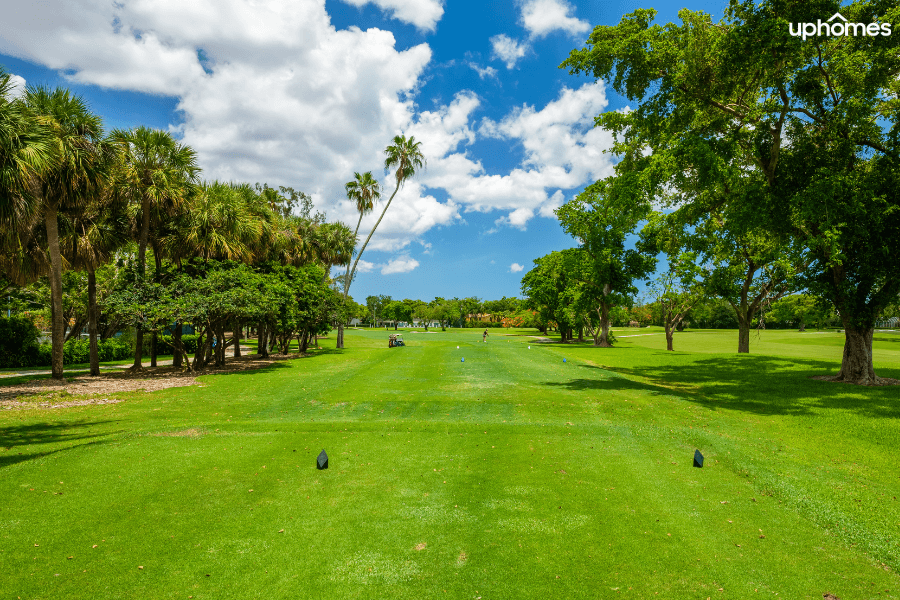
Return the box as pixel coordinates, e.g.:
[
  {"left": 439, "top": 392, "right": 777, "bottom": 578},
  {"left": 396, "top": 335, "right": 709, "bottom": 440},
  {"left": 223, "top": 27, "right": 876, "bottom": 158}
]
[{"left": 1, "top": 328, "right": 899, "bottom": 599}]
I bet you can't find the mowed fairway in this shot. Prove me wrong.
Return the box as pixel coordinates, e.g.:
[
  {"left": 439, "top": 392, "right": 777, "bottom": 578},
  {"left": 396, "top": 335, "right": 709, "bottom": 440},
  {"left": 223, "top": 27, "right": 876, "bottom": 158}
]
[{"left": 2, "top": 328, "right": 899, "bottom": 599}]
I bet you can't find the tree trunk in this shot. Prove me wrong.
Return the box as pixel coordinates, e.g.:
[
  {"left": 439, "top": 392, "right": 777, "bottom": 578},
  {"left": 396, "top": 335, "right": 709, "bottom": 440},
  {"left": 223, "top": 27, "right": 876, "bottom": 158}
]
[
  {"left": 132, "top": 197, "right": 151, "bottom": 370},
  {"left": 173, "top": 322, "right": 183, "bottom": 368},
  {"left": 258, "top": 323, "right": 268, "bottom": 357},
  {"left": 835, "top": 321, "right": 880, "bottom": 385},
  {"left": 665, "top": 313, "right": 675, "bottom": 351},
  {"left": 150, "top": 332, "right": 157, "bottom": 367},
  {"left": 596, "top": 301, "right": 612, "bottom": 348},
  {"left": 234, "top": 322, "right": 242, "bottom": 358},
  {"left": 737, "top": 312, "right": 751, "bottom": 354},
  {"left": 88, "top": 266, "right": 100, "bottom": 376},
  {"left": 45, "top": 206, "right": 65, "bottom": 379},
  {"left": 578, "top": 326, "right": 583, "bottom": 342},
  {"left": 64, "top": 317, "right": 86, "bottom": 343},
  {"left": 336, "top": 323, "right": 344, "bottom": 349},
  {"left": 299, "top": 329, "right": 310, "bottom": 354}
]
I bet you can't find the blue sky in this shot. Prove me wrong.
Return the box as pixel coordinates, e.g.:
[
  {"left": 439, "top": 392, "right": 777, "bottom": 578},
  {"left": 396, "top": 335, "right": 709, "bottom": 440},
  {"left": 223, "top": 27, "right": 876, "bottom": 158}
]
[{"left": 0, "top": 0, "right": 722, "bottom": 304}]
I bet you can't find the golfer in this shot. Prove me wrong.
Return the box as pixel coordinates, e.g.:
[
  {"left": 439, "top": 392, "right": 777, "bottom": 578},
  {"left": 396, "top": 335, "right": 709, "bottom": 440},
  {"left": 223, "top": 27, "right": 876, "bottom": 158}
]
[{"left": 483, "top": 329, "right": 489, "bottom": 342}]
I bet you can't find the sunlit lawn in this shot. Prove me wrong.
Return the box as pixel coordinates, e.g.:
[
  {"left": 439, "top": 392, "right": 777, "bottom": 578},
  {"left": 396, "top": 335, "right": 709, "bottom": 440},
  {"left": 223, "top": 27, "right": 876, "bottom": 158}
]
[{"left": 1, "top": 327, "right": 898, "bottom": 599}]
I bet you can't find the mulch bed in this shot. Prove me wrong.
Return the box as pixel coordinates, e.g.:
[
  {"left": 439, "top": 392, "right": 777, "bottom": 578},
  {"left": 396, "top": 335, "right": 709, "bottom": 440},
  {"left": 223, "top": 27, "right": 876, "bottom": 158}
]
[{"left": 0, "top": 353, "right": 306, "bottom": 409}]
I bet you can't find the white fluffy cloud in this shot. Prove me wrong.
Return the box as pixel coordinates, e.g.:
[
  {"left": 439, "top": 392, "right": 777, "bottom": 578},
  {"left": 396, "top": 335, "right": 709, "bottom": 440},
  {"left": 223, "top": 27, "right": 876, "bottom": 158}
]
[
  {"left": 381, "top": 256, "right": 420, "bottom": 274},
  {"left": 355, "top": 259, "right": 376, "bottom": 273},
  {"left": 468, "top": 62, "right": 498, "bottom": 80},
  {"left": 520, "top": 0, "right": 590, "bottom": 38},
  {"left": 0, "top": 0, "right": 613, "bottom": 261},
  {"left": 0, "top": 0, "right": 442, "bottom": 247},
  {"left": 339, "top": 0, "right": 444, "bottom": 31},
  {"left": 510, "top": 263, "right": 524, "bottom": 273},
  {"left": 490, "top": 34, "right": 527, "bottom": 69},
  {"left": 3, "top": 74, "right": 26, "bottom": 99},
  {"left": 416, "top": 81, "right": 614, "bottom": 231}
]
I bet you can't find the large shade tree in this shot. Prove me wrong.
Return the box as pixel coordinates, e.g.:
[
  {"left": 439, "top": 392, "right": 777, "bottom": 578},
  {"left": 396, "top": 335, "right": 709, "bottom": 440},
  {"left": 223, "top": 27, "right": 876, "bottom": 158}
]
[
  {"left": 562, "top": 0, "right": 900, "bottom": 384},
  {"left": 556, "top": 180, "right": 657, "bottom": 347}
]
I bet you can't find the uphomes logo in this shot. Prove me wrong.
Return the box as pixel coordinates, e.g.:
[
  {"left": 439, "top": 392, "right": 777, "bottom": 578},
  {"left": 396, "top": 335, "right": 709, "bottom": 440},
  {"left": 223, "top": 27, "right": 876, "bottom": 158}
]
[{"left": 789, "top": 13, "right": 892, "bottom": 41}]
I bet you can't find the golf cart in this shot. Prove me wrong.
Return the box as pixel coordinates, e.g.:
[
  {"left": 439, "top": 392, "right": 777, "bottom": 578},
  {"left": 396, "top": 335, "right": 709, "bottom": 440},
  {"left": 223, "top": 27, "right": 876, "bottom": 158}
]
[{"left": 389, "top": 334, "right": 405, "bottom": 347}]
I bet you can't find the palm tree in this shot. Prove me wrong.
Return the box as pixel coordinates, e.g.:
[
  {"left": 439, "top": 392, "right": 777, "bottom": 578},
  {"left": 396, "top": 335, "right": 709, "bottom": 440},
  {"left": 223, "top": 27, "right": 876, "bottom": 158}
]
[
  {"left": 25, "top": 86, "right": 110, "bottom": 379},
  {"left": 0, "top": 71, "right": 53, "bottom": 290},
  {"left": 342, "top": 135, "right": 425, "bottom": 347},
  {"left": 112, "top": 126, "right": 199, "bottom": 370},
  {"left": 336, "top": 171, "right": 380, "bottom": 348},
  {"left": 0, "top": 69, "right": 53, "bottom": 245},
  {"left": 62, "top": 182, "right": 129, "bottom": 375},
  {"left": 170, "top": 181, "right": 255, "bottom": 262}
]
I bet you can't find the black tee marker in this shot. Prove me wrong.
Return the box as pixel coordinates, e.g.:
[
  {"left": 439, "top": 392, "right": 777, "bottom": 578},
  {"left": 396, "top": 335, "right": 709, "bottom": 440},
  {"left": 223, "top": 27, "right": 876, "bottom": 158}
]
[
  {"left": 317, "top": 449, "right": 328, "bottom": 470},
  {"left": 693, "top": 449, "right": 704, "bottom": 468}
]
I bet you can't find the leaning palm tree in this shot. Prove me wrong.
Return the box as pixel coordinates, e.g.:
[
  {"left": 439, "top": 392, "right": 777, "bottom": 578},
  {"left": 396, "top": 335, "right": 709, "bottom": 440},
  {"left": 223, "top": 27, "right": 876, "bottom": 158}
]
[
  {"left": 25, "top": 86, "right": 110, "bottom": 379},
  {"left": 112, "top": 126, "right": 199, "bottom": 370},
  {"left": 342, "top": 135, "right": 425, "bottom": 347},
  {"left": 336, "top": 171, "right": 380, "bottom": 348}
]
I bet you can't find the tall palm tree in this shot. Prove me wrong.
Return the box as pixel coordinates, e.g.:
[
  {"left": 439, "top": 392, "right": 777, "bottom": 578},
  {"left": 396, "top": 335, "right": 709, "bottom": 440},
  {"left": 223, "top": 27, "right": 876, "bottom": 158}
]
[
  {"left": 336, "top": 171, "right": 380, "bottom": 348},
  {"left": 62, "top": 181, "right": 129, "bottom": 375},
  {"left": 343, "top": 135, "right": 425, "bottom": 347},
  {"left": 25, "top": 86, "right": 110, "bottom": 379},
  {"left": 112, "top": 126, "right": 199, "bottom": 370}
]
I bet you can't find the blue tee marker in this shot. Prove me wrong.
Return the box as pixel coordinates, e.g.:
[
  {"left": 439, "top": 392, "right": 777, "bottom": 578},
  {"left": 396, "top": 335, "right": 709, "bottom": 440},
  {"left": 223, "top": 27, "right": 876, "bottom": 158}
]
[
  {"left": 461, "top": 357, "right": 465, "bottom": 362},
  {"left": 563, "top": 358, "right": 567, "bottom": 363}
]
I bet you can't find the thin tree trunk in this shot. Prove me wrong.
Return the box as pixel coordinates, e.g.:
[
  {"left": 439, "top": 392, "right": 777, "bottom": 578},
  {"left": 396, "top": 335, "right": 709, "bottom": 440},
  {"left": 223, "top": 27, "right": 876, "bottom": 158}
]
[
  {"left": 234, "top": 321, "right": 242, "bottom": 358},
  {"left": 132, "top": 196, "right": 151, "bottom": 370},
  {"left": 45, "top": 206, "right": 65, "bottom": 379},
  {"left": 88, "top": 266, "right": 100, "bottom": 376},
  {"left": 337, "top": 212, "right": 365, "bottom": 349},
  {"left": 665, "top": 310, "right": 675, "bottom": 351},
  {"left": 173, "top": 322, "right": 183, "bottom": 368}
]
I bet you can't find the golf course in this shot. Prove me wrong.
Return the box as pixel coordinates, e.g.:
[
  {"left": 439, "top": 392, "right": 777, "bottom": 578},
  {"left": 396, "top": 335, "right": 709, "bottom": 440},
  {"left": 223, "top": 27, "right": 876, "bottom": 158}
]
[{"left": 1, "top": 327, "right": 899, "bottom": 599}]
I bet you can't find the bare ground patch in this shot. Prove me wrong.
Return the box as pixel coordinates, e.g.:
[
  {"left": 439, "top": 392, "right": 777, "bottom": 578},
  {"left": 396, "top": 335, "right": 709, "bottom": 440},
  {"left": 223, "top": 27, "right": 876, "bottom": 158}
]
[
  {"left": 147, "top": 428, "right": 204, "bottom": 438},
  {"left": 0, "top": 352, "right": 306, "bottom": 408},
  {"left": 811, "top": 375, "right": 900, "bottom": 386}
]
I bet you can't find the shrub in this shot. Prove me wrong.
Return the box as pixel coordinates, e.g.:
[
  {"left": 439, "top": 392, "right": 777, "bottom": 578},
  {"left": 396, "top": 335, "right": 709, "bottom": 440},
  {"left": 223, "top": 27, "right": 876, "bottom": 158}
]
[
  {"left": 158, "top": 334, "right": 200, "bottom": 354},
  {"left": 0, "top": 316, "right": 42, "bottom": 368},
  {"left": 33, "top": 338, "right": 132, "bottom": 367}
]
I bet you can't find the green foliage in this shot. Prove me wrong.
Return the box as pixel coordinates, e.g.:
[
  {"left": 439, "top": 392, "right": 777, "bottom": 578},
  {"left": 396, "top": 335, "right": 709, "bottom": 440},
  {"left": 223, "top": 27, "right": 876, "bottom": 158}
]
[
  {"left": 769, "top": 294, "right": 832, "bottom": 331},
  {"left": 0, "top": 315, "right": 41, "bottom": 367}
]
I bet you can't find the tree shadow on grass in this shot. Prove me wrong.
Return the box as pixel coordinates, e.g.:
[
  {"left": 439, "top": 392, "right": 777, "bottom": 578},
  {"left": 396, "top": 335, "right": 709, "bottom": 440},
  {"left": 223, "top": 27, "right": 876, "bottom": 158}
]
[
  {"left": 0, "top": 419, "right": 117, "bottom": 470},
  {"left": 543, "top": 355, "right": 900, "bottom": 420}
]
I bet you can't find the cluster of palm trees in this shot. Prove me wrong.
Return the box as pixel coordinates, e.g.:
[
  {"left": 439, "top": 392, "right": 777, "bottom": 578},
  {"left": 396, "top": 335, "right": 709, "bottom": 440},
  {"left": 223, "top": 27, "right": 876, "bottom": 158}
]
[{"left": 1, "top": 68, "right": 426, "bottom": 378}]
